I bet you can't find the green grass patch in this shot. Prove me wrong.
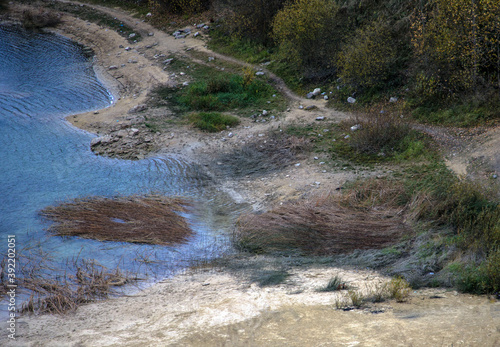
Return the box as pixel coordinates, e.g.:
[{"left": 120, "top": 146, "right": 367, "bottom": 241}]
[
  {"left": 285, "top": 115, "right": 436, "bottom": 166},
  {"left": 155, "top": 62, "right": 285, "bottom": 116},
  {"left": 208, "top": 30, "right": 273, "bottom": 65},
  {"left": 187, "top": 112, "right": 240, "bottom": 132}
]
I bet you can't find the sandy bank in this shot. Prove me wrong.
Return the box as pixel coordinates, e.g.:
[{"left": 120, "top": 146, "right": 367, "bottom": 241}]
[{"left": 1, "top": 2, "right": 500, "bottom": 346}]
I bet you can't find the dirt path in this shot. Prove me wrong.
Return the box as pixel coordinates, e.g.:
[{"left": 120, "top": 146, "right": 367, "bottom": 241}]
[{"left": 1, "top": 2, "right": 500, "bottom": 346}]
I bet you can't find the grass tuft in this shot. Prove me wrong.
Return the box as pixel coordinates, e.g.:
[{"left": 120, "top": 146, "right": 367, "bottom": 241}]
[
  {"left": 253, "top": 270, "right": 290, "bottom": 287},
  {"left": 187, "top": 112, "right": 240, "bottom": 132},
  {"left": 318, "top": 275, "right": 347, "bottom": 292}
]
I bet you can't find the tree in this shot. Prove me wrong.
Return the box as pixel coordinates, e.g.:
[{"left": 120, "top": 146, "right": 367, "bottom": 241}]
[
  {"left": 272, "top": 0, "right": 342, "bottom": 74},
  {"left": 411, "top": 0, "right": 500, "bottom": 97}
]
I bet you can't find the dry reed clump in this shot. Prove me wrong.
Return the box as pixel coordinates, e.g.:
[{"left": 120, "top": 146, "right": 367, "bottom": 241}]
[
  {"left": 41, "top": 195, "right": 193, "bottom": 245},
  {"left": 346, "top": 112, "right": 412, "bottom": 156},
  {"left": 216, "top": 133, "right": 310, "bottom": 178},
  {"left": 22, "top": 8, "right": 62, "bottom": 29},
  {"left": 19, "top": 259, "right": 129, "bottom": 315},
  {"left": 340, "top": 177, "right": 408, "bottom": 211},
  {"left": 235, "top": 194, "right": 409, "bottom": 255}
]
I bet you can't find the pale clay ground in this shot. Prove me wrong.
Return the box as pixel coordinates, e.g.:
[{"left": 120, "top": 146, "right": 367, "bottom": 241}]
[{"left": 2, "top": 2, "right": 500, "bottom": 346}]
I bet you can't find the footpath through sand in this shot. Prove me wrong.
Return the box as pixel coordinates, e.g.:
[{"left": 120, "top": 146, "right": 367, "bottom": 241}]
[{"left": 1, "top": 2, "right": 500, "bottom": 346}]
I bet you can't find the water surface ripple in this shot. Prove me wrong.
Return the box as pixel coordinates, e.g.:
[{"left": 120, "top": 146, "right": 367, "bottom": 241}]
[{"left": 0, "top": 25, "right": 236, "bottom": 284}]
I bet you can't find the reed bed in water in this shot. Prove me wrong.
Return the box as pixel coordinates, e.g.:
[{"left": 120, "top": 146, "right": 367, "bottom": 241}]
[
  {"left": 41, "top": 195, "right": 193, "bottom": 245},
  {"left": 235, "top": 193, "right": 408, "bottom": 255}
]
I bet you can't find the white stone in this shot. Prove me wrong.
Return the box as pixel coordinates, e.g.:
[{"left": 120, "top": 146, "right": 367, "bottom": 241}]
[
  {"left": 312, "top": 88, "right": 321, "bottom": 96},
  {"left": 350, "top": 124, "right": 361, "bottom": 131},
  {"left": 347, "top": 97, "right": 356, "bottom": 104},
  {"left": 389, "top": 97, "right": 398, "bottom": 103}
]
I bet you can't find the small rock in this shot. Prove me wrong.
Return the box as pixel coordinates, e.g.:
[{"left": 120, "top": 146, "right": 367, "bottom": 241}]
[
  {"left": 93, "top": 111, "right": 99, "bottom": 115},
  {"left": 227, "top": 132, "right": 234, "bottom": 138},
  {"left": 130, "top": 128, "right": 139, "bottom": 136},
  {"left": 194, "top": 32, "right": 200, "bottom": 37},
  {"left": 350, "top": 124, "right": 361, "bottom": 131},
  {"left": 255, "top": 71, "right": 265, "bottom": 76},
  {"left": 182, "top": 81, "right": 189, "bottom": 86},
  {"left": 305, "top": 105, "right": 317, "bottom": 111},
  {"left": 344, "top": 135, "right": 350, "bottom": 139},
  {"left": 493, "top": 174, "right": 498, "bottom": 179},
  {"left": 129, "top": 33, "right": 136, "bottom": 38},
  {"left": 116, "top": 130, "right": 128, "bottom": 138},
  {"left": 389, "top": 97, "right": 398, "bottom": 103},
  {"left": 315, "top": 116, "right": 325, "bottom": 121},
  {"left": 299, "top": 105, "right": 304, "bottom": 109},
  {"left": 312, "top": 88, "right": 321, "bottom": 96},
  {"left": 90, "top": 137, "right": 102, "bottom": 146},
  {"left": 146, "top": 12, "right": 152, "bottom": 17},
  {"left": 128, "top": 104, "right": 147, "bottom": 114},
  {"left": 108, "top": 65, "right": 118, "bottom": 70},
  {"left": 148, "top": 32, "right": 154, "bottom": 36},
  {"left": 294, "top": 163, "right": 301, "bottom": 167},
  {"left": 306, "top": 92, "right": 314, "bottom": 99},
  {"left": 314, "top": 157, "right": 319, "bottom": 160},
  {"left": 208, "top": 56, "right": 215, "bottom": 62},
  {"left": 262, "top": 110, "right": 268, "bottom": 116},
  {"left": 347, "top": 97, "right": 356, "bottom": 104},
  {"left": 324, "top": 95, "right": 329, "bottom": 100},
  {"left": 125, "top": 47, "right": 131, "bottom": 51}
]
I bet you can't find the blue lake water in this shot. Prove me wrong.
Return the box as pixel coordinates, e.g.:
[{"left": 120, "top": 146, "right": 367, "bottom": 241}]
[{"left": 0, "top": 25, "right": 237, "bottom": 294}]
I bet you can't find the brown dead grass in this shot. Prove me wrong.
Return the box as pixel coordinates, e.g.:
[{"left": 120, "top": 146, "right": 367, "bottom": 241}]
[
  {"left": 41, "top": 195, "right": 193, "bottom": 245},
  {"left": 236, "top": 193, "right": 409, "bottom": 255},
  {"left": 216, "top": 133, "right": 310, "bottom": 178},
  {"left": 19, "top": 259, "right": 129, "bottom": 315}
]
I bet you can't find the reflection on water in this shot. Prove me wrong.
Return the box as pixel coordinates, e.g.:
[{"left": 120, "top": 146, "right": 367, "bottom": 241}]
[{"left": 0, "top": 24, "right": 241, "bottom": 301}]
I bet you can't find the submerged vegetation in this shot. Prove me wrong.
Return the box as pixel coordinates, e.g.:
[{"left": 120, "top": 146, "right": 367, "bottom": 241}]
[{"left": 41, "top": 196, "right": 193, "bottom": 245}]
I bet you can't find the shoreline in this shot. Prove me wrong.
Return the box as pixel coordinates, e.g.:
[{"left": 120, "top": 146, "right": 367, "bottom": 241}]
[{"left": 2, "top": 2, "right": 500, "bottom": 346}]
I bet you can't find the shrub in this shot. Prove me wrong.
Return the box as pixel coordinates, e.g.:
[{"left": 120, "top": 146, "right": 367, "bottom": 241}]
[
  {"left": 387, "top": 276, "right": 411, "bottom": 302},
  {"left": 345, "top": 113, "right": 418, "bottom": 159},
  {"left": 272, "top": 0, "right": 341, "bottom": 72},
  {"left": 220, "top": 0, "right": 286, "bottom": 44},
  {"left": 348, "top": 290, "right": 364, "bottom": 308},
  {"left": 338, "top": 21, "right": 396, "bottom": 90},
  {"left": 22, "top": 9, "right": 62, "bottom": 29},
  {"left": 187, "top": 112, "right": 240, "bottom": 132},
  {"left": 154, "top": 0, "right": 211, "bottom": 14},
  {"left": 0, "top": 0, "right": 8, "bottom": 12}
]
